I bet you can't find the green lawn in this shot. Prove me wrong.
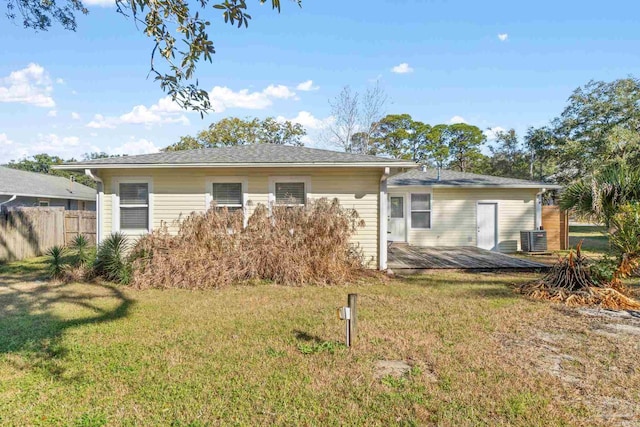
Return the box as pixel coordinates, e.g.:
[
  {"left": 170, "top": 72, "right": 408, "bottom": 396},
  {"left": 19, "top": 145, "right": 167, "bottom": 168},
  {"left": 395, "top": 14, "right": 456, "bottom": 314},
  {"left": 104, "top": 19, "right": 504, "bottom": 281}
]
[
  {"left": 1, "top": 258, "right": 638, "bottom": 426},
  {"left": 569, "top": 225, "right": 609, "bottom": 257}
]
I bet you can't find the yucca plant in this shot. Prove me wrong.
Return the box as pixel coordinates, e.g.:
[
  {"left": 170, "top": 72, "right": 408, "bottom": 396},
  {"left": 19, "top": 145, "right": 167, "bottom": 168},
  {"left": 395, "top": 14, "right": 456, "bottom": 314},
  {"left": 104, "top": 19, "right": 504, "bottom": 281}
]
[
  {"left": 46, "top": 245, "right": 68, "bottom": 279},
  {"left": 70, "top": 234, "right": 92, "bottom": 266},
  {"left": 94, "top": 232, "right": 132, "bottom": 284}
]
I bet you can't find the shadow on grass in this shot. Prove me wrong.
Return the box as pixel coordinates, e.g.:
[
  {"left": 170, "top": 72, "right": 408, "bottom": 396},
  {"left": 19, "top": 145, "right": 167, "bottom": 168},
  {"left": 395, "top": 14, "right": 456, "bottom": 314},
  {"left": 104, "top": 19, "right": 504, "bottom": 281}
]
[
  {"left": 0, "top": 278, "right": 134, "bottom": 380},
  {"left": 293, "top": 329, "right": 325, "bottom": 344}
]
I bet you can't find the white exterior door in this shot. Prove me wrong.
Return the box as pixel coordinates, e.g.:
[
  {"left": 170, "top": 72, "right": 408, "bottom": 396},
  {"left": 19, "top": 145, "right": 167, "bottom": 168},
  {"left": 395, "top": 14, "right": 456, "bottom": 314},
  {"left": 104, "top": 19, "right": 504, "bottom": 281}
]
[
  {"left": 388, "top": 195, "right": 406, "bottom": 242},
  {"left": 477, "top": 202, "right": 498, "bottom": 251}
]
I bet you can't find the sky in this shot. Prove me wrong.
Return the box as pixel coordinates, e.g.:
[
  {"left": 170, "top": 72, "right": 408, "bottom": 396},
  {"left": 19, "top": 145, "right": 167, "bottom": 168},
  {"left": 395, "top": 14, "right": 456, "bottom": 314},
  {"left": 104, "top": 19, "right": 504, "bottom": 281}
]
[{"left": 0, "top": 0, "right": 639, "bottom": 163}]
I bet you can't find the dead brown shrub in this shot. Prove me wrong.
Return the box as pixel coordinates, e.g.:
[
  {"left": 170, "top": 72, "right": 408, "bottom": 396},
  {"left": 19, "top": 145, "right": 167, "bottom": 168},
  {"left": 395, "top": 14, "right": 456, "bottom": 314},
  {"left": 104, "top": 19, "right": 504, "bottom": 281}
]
[
  {"left": 129, "top": 198, "right": 368, "bottom": 289},
  {"left": 517, "top": 242, "right": 640, "bottom": 310}
]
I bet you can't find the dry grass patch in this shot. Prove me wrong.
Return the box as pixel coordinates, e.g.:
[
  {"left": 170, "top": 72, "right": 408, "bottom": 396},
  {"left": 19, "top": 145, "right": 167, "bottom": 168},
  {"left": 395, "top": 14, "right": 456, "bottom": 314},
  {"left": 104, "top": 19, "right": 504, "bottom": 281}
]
[{"left": 1, "top": 265, "right": 639, "bottom": 425}]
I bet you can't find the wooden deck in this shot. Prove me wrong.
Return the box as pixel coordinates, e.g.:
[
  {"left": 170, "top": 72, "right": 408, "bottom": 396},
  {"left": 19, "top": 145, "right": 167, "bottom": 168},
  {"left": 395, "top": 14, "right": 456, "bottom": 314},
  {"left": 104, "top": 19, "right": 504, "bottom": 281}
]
[{"left": 388, "top": 245, "right": 548, "bottom": 271}]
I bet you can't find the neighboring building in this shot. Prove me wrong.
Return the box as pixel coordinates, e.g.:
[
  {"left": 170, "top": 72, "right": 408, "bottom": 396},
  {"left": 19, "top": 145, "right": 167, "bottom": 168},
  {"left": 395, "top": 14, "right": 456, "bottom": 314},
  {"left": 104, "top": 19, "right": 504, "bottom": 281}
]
[
  {"left": 0, "top": 166, "right": 96, "bottom": 210},
  {"left": 387, "top": 168, "right": 562, "bottom": 253},
  {"left": 57, "top": 144, "right": 562, "bottom": 269},
  {"left": 58, "top": 144, "right": 415, "bottom": 269}
]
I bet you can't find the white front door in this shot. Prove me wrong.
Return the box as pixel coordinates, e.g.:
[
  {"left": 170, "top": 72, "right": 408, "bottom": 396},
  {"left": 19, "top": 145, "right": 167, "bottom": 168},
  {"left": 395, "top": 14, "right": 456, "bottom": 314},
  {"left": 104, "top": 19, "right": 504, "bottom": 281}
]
[
  {"left": 477, "top": 202, "right": 498, "bottom": 251},
  {"left": 388, "top": 195, "right": 406, "bottom": 242}
]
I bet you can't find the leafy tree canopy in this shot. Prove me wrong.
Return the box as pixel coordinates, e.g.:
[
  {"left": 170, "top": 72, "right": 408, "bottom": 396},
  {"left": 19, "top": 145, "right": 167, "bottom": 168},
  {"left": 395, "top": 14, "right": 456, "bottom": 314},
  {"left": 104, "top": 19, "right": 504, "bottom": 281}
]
[
  {"left": 5, "top": 0, "right": 301, "bottom": 114},
  {"left": 4, "top": 152, "right": 121, "bottom": 188},
  {"left": 164, "top": 116, "right": 306, "bottom": 151}
]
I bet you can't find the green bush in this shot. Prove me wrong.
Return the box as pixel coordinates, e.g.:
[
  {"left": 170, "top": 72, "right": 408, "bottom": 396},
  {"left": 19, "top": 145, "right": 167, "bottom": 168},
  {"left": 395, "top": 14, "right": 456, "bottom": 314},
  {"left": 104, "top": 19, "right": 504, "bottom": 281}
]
[
  {"left": 46, "top": 245, "right": 68, "bottom": 279},
  {"left": 94, "top": 232, "right": 132, "bottom": 284},
  {"left": 70, "top": 234, "right": 94, "bottom": 266}
]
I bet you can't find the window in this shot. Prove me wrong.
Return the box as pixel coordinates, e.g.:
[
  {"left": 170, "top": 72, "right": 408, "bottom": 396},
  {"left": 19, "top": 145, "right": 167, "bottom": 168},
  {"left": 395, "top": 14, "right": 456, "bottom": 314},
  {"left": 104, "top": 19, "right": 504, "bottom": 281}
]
[
  {"left": 410, "top": 193, "right": 431, "bottom": 229},
  {"left": 390, "top": 196, "right": 404, "bottom": 218},
  {"left": 275, "top": 182, "right": 306, "bottom": 206},
  {"left": 119, "top": 183, "right": 149, "bottom": 230},
  {"left": 38, "top": 200, "right": 50, "bottom": 207},
  {"left": 212, "top": 182, "right": 243, "bottom": 211}
]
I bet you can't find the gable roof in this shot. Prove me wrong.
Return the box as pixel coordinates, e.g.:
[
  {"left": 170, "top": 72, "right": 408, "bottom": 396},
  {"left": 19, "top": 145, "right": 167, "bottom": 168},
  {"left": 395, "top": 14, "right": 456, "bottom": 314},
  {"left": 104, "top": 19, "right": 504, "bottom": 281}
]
[
  {"left": 0, "top": 167, "right": 96, "bottom": 200},
  {"left": 57, "top": 144, "right": 417, "bottom": 170},
  {"left": 388, "top": 168, "right": 562, "bottom": 189}
]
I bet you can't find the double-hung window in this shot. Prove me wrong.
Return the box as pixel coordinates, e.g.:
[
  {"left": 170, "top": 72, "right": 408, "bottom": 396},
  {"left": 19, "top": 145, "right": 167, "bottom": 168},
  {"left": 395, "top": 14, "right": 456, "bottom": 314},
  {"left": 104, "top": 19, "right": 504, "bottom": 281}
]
[
  {"left": 410, "top": 193, "right": 431, "bottom": 229},
  {"left": 119, "top": 183, "right": 149, "bottom": 231},
  {"left": 211, "top": 182, "right": 243, "bottom": 211},
  {"left": 274, "top": 182, "right": 306, "bottom": 206}
]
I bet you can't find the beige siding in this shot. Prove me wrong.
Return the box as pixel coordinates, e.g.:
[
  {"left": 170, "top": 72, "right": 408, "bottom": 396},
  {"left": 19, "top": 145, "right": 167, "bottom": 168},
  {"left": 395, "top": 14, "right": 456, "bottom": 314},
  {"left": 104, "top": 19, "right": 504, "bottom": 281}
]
[
  {"left": 98, "top": 167, "right": 381, "bottom": 266},
  {"left": 390, "top": 187, "right": 538, "bottom": 253}
]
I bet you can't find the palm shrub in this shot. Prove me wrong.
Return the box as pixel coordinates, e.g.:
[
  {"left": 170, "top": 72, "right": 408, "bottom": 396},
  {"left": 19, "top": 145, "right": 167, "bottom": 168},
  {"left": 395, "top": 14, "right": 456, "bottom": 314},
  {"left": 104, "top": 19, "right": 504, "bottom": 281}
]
[
  {"left": 94, "top": 232, "right": 132, "bottom": 284},
  {"left": 70, "top": 234, "right": 93, "bottom": 266},
  {"left": 609, "top": 203, "right": 640, "bottom": 279},
  {"left": 46, "top": 245, "right": 68, "bottom": 279},
  {"left": 560, "top": 162, "right": 640, "bottom": 227}
]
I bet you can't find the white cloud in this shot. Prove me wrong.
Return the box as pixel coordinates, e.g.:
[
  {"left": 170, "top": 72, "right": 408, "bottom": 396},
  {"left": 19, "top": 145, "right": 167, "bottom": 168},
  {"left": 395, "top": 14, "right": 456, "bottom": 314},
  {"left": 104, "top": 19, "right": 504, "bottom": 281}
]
[
  {"left": 0, "top": 63, "right": 55, "bottom": 107},
  {"left": 86, "top": 114, "right": 116, "bottom": 129},
  {"left": 0, "top": 133, "right": 14, "bottom": 147},
  {"left": 391, "top": 63, "right": 414, "bottom": 74},
  {"left": 71, "top": 112, "right": 80, "bottom": 120},
  {"left": 82, "top": 0, "right": 115, "bottom": 7},
  {"left": 108, "top": 138, "right": 160, "bottom": 156},
  {"left": 484, "top": 126, "right": 507, "bottom": 140},
  {"left": 498, "top": 33, "right": 509, "bottom": 41},
  {"left": 47, "top": 110, "right": 57, "bottom": 117},
  {"left": 55, "top": 78, "right": 65, "bottom": 85},
  {"left": 277, "top": 111, "right": 329, "bottom": 130},
  {"left": 0, "top": 133, "right": 102, "bottom": 163},
  {"left": 262, "top": 84, "right": 296, "bottom": 99},
  {"left": 296, "top": 80, "right": 319, "bottom": 91},
  {"left": 449, "top": 115, "right": 467, "bottom": 124}
]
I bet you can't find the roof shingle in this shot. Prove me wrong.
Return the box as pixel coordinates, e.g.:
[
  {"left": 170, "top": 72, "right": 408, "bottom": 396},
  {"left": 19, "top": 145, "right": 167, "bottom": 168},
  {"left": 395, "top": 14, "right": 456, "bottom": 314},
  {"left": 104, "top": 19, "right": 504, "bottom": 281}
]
[
  {"left": 60, "top": 144, "right": 416, "bottom": 168},
  {"left": 0, "top": 167, "right": 96, "bottom": 200},
  {"left": 388, "top": 168, "right": 561, "bottom": 189}
]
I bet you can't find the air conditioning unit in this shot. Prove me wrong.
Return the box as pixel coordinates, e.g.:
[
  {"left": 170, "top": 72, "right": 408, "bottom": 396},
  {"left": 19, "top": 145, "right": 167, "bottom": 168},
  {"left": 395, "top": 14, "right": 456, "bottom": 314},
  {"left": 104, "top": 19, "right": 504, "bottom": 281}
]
[{"left": 521, "top": 230, "right": 547, "bottom": 252}]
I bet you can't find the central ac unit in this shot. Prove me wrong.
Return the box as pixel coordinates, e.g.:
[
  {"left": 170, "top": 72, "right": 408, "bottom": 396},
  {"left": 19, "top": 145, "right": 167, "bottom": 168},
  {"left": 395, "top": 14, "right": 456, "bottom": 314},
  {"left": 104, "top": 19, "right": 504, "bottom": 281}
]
[{"left": 521, "top": 230, "right": 547, "bottom": 252}]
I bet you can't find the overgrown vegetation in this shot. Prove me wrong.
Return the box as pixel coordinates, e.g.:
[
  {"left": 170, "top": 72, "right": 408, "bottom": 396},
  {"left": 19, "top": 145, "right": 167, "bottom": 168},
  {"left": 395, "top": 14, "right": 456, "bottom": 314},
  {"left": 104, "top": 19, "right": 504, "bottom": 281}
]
[
  {"left": 517, "top": 242, "right": 640, "bottom": 310},
  {"left": 94, "top": 232, "right": 132, "bottom": 285},
  {"left": 131, "top": 198, "right": 367, "bottom": 289},
  {"left": 45, "top": 245, "right": 67, "bottom": 279}
]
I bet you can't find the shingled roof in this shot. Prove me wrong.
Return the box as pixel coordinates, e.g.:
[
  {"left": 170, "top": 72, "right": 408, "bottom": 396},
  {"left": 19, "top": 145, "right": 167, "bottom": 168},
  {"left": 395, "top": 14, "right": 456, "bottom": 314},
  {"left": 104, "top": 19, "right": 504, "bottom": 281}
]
[
  {"left": 59, "top": 144, "right": 417, "bottom": 169},
  {"left": 389, "top": 168, "right": 562, "bottom": 189},
  {"left": 0, "top": 167, "right": 96, "bottom": 200}
]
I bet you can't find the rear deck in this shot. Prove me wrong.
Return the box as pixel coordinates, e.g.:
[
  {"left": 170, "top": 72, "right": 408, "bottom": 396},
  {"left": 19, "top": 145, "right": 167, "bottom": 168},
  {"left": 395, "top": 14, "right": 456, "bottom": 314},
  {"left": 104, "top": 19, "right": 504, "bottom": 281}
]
[{"left": 388, "top": 245, "right": 548, "bottom": 271}]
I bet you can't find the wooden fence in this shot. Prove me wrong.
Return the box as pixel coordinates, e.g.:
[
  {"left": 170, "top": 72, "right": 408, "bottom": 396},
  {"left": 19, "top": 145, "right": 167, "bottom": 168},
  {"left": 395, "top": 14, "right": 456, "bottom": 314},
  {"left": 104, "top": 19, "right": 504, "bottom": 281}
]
[
  {"left": 0, "top": 207, "right": 96, "bottom": 262},
  {"left": 542, "top": 205, "right": 569, "bottom": 251}
]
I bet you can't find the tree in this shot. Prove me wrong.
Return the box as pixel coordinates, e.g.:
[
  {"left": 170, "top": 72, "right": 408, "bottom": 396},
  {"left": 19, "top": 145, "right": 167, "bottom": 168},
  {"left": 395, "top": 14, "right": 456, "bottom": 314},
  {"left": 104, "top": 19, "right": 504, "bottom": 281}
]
[
  {"left": 443, "top": 123, "right": 486, "bottom": 172},
  {"left": 370, "top": 114, "right": 414, "bottom": 159},
  {"left": 553, "top": 77, "right": 640, "bottom": 181},
  {"left": 6, "top": 153, "right": 97, "bottom": 188},
  {"left": 524, "top": 126, "right": 558, "bottom": 182},
  {"left": 164, "top": 116, "right": 306, "bottom": 151},
  {"left": 326, "top": 82, "right": 388, "bottom": 153},
  {"left": 421, "top": 124, "right": 450, "bottom": 169},
  {"left": 559, "top": 162, "right": 640, "bottom": 227},
  {"left": 6, "top": 0, "right": 301, "bottom": 114},
  {"left": 486, "top": 129, "right": 530, "bottom": 179}
]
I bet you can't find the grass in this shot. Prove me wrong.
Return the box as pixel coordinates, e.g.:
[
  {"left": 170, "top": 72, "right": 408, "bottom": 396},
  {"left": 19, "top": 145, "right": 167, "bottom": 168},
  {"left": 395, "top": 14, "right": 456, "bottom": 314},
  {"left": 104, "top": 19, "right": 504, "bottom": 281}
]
[
  {"left": 569, "top": 225, "right": 610, "bottom": 257},
  {"left": 1, "top": 260, "right": 639, "bottom": 425}
]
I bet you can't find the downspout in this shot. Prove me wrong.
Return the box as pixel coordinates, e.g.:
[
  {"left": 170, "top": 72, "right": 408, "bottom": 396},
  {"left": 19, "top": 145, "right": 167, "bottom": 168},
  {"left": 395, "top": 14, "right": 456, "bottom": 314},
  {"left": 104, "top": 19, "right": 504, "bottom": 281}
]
[
  {"left": 0, "top": 195, "right": 17, "bottom": 207},
  {"left": 85, "top": 169, "right": 103, "bottom": 244},
  {"left": 535, "top": 189, "right": 546, "bottom": 230},
  {"left": 379, "top": 167, "right": 390, "bottom": 270}
]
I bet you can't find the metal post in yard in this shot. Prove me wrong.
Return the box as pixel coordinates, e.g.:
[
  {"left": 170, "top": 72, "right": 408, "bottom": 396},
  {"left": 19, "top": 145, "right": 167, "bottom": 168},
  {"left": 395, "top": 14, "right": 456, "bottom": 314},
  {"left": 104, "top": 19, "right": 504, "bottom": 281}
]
[{"left": 348, "top": 293, "right": 357, "bottom": 345}]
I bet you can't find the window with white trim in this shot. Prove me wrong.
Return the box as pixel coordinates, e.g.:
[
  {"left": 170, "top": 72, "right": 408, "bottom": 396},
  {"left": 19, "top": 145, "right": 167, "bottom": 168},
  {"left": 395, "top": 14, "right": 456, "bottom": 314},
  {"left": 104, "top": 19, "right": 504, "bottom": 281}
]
[
  {"left": 211, "top": 182, "right": 243, "bottom": 211},
  {"left": 275, "top": 182, "right": 306, "bottom": 206},
  {"left": 410, "top": 193, "right": 431, "bottom": 229},
  {"left": 38, "top": 200, "right": 50, "bottom": 207},
  {"left": 119, "top": 183, "right": 149, "bottom": 230}
]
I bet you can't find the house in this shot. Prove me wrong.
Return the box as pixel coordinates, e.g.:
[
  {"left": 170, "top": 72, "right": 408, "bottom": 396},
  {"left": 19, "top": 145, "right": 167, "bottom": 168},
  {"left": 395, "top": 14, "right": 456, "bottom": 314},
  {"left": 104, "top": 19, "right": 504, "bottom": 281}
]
[
  {"left": 387, "top": 167, "right": 562, "bottom": 253},
  {"left": 0, "top": 166, "right": 96, "bottom": 210},
  {"left": 57, "top": 144, "right": 416, "bottom": 269}
]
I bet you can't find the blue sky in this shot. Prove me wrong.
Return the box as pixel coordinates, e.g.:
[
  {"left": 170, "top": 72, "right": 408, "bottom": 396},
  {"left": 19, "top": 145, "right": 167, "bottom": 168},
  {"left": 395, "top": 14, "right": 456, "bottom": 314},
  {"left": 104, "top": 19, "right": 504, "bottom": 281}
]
[{"left": 1, "top": 0, "right": 639, "bottom": 162}]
